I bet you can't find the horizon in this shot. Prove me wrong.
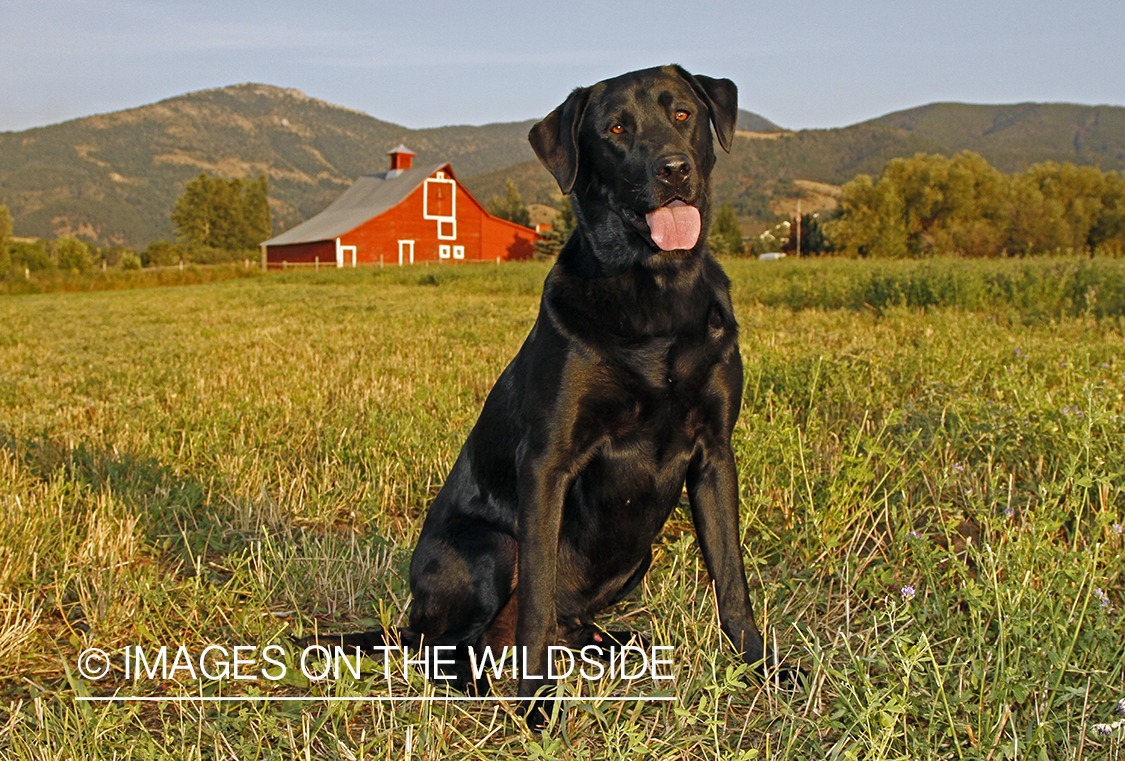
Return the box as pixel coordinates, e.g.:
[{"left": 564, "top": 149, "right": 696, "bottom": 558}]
[
  {"left": 5, "top": 79, "right": 1125, "bottom": 137},
  {"left": 3, "top": 0, "right": 1124, "bottom": 135}
]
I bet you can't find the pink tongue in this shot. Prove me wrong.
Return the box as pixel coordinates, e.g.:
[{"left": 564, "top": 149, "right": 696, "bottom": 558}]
[{"left": 645, "top": 201, "right": 701, "bottom": 251}]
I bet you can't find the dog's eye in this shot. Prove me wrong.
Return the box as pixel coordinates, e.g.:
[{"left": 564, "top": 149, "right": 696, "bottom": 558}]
[
  {"left": 610, "top": 124, "right": 625, "bottom": 135},
  {"left": 674, "top": 110, "right": 690, "bottom": 122}
]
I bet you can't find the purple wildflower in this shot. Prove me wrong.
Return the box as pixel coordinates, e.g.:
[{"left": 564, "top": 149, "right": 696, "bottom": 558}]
[
  {"left": 1093, "top": 724, "right": 1113, "bottom": 738},
  {"left": 952, "top": 463, "right": 964, "bottom": 473},
  {"left": 1094, "top": 588, "right": 1111, "bottom": 609},
  {"left": 1004, "top": 506, "right": 1015, "bottom": 518},
  {"left": 1115, "top": 699, "right": 1125, "bottom": 718},
  {"left": 1112, "top": 524, "right": 1123, "bottom": 535},
  {"left": 901, "top": 585, "right": 916, "bottom": 601}
]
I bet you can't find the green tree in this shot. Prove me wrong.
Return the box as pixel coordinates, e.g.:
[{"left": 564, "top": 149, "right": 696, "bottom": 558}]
[
  {"left": 172, "top": 173, "right": 271, "bottom": 251},
  {"left": 533, "top": 197, "right": 575, "bottom": 259},
  {"left": 830, "top": 151, "right": 1009, "bottom": 257},
  {"left": 830, "top": 174, "right": 908, "bottom": 257},
  {"left": 881, "top": 151, "right": 1006, "bottom": 256},
  {"left": 142, "top": 240, "right": 188, "bottom": 267},
  {"left": 55, "top": 236, "right": 95, "bottom": 273},
  {"left": 0, "top": 205, "right": 12, "bottom": 272},
  {"left": 486, "top": 179, "right": 531, "bottom": 226},
  {"left": 173, "top": 174, "right": 216, "bottom": 246},
  {"left": 828, "top": 151, "right": 1125, "bottom": 258},
  {"left": 1009, "top": 162, "right": 1124, "bottom": 254},
  {"left": 707, "top": 203, "right": 744, "bottom": 256},
  {"left": 1088, "top": 171, "right": 1125, "bottom": 254},
  {"left": 1003, "top": 173, "right": 1068, "bottom": 255},
  {"left": 786, "top": 211, "right": 835, "bottom": 256},
  {"left": 119, "top": 249, "right": 142, "bottom": 270},
  {"left": 10, "top": 240, "right": 52, "bottom": 272},
  {"left": 209, "top": 177, "right": 244, "bottom": 250},
  {"left": 241, "top": 175, "right": 272, "bottom": 246}
]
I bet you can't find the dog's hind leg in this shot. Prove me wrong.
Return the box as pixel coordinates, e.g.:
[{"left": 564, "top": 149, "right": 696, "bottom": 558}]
[{"left": 407, "top": 525, "right": 518, "bottom": 690}]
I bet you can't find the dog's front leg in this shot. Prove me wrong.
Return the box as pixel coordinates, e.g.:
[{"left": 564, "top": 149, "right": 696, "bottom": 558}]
[
  {"left": 514, "top": 462, "right": 570, "bottom": 728},
  {"left": 686, "top": 443, "right": 768, "bottom": 671}
]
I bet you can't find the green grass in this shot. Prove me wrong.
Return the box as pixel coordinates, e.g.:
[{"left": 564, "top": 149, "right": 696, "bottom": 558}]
[
  {"left": 0, "top": 262, "right": 265, "bottom": 296},
  {"left": 0, "top": 258, "right": 1122, "bottom": 759}
]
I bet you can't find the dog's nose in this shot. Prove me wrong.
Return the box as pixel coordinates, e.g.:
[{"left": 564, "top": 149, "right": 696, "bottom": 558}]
[{"left": 653, "top": 153, "right": 692, "bottom": 188}]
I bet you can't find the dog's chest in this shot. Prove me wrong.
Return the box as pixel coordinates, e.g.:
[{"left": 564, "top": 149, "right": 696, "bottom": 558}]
[
  {"left": 615, "top": 335, "right": 677, "bottom": 389},
  {"left": 599, "top": 334, "right": 718, "bottom": 439}
]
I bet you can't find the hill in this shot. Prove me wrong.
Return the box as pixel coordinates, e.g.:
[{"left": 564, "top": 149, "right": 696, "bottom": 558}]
[
  {"left": 0, "top": 84, "right": 540, "bottom": 247},
  {"left": 870, "top": 102, "right": 1125, "bottom": 172},
  {"left": 2, "top": 86, "right": 1123, "bottom": 248},
  {"left": 710, "top": 102, "right": 1125, "bottom": 217}
]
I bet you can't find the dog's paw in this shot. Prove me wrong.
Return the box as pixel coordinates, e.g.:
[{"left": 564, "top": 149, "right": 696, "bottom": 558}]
[
  {"left": 519, "top": 699, "right": 551, "bottom": 731},
  {"left": 569, "top": 626, "right": 650, "bottom": 653},
  {"left": 765, "top": 662, "right": 807, "bottom": 691},
  {"left": 517, "top": 691, "right": 563, "bottom": 731}
]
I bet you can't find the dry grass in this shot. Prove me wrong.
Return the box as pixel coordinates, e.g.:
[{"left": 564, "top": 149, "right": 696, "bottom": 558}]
[{"left": 0, "top": 258, "right": 1122, "bottom": 758}]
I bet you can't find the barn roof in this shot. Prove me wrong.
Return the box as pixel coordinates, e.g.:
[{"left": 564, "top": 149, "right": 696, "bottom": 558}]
[{"left": 262, "top": 162, "right": 450, "bottom": 247}]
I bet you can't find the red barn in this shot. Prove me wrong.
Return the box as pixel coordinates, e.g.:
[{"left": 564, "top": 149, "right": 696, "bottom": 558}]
[{"left": 261, "top": 146, "right": 538, "bottom": 268}]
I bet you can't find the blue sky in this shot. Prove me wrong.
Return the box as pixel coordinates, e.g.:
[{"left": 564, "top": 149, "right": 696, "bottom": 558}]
[{"left": 3, "top": 0, "right": 1123, "bottom": 133}]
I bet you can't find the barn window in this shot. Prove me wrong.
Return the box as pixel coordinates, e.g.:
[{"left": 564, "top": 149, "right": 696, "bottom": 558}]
[
  {"left": 453, "top": 245, "right": 464, "bottom": 260},
  {"left": 439, "top": 245, "right": 451, "bottom": 259},
  {"left": 424, "top": 174, "right": 457, "bottom": 240}
]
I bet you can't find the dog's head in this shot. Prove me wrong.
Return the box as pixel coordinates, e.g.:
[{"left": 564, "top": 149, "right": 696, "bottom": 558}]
[{"left": 529, "top": 65, "right": 737, "bottom": 272}]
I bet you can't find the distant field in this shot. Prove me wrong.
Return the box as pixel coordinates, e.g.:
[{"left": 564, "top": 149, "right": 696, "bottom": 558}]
[
  {"left": 0, "top": 262, "right": 264, "bottom": 297},
  {"left": 0, "top": 258, "right": 1122, "bottom": 759}
]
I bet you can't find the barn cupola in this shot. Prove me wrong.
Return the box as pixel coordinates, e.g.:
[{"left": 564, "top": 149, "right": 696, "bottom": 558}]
[{"left": 386, "top": 144, "right": 416, "bottom": 177}]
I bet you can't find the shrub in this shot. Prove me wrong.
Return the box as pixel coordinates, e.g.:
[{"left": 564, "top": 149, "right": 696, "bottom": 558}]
[
  {"left": 143, "top": 240, "right": 188, "bottom": 267},
  {"left": 119, "top": 249, "right": 142, "bottom": 270},
  {"left": 54, "top": 236, "right": 95, "bottom": 273},
  {"left": 9, "top": 240, "right": 53, "bottom": 272}
]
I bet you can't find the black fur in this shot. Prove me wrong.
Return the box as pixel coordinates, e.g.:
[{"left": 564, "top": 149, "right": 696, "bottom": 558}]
[{"left": 312, "top": 66, "right": 783, "bottom": 727}]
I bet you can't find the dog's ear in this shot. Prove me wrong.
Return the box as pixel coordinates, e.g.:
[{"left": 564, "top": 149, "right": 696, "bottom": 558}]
[
  {"left": 528, "top": 86, "right": 592, "bottom": 195},
  {"left": 672, "top": 66, "right": 738, "bottom": 154}
]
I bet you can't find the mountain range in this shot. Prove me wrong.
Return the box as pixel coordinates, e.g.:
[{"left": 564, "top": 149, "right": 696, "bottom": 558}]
[{"left": 1, "top": 84, "right": 1122, "bottom": 248}]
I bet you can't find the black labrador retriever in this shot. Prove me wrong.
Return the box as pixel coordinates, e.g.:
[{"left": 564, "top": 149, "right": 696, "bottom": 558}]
[{"left": 322, "top": 65, "right": 777, "bottom": 723}]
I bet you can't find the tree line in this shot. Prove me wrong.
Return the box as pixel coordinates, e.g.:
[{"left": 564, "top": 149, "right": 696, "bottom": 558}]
[
  {"left": 0, "top": 203, "right": 146, "bottom": 274},
  {"left": 825, "top": 152, "right": 1125, "bottom": 257},
  {"left": 5, "top": 154, "right": 1122, "bottom": 278},
  {"left": 172, "top": 173, "right": 270, "bottom": 252},
  {"left": 497, "top": 150, "right": 1125, "bottom": 262},
  {"left": 0, "top": 172, "right": 271, "bottom": 276}
]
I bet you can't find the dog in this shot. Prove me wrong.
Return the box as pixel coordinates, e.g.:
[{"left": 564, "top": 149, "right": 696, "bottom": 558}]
[{"left": 319, "top": 65, "right": 778, "bottom": 726}]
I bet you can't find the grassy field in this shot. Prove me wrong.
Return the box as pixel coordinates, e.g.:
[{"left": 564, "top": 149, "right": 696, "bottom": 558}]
[
  {"left": 0, "top": 257, "right": 1123, "bottom": 759},
  {"left": 0, "top": 262, "right": 264, "bottom": 297}
]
